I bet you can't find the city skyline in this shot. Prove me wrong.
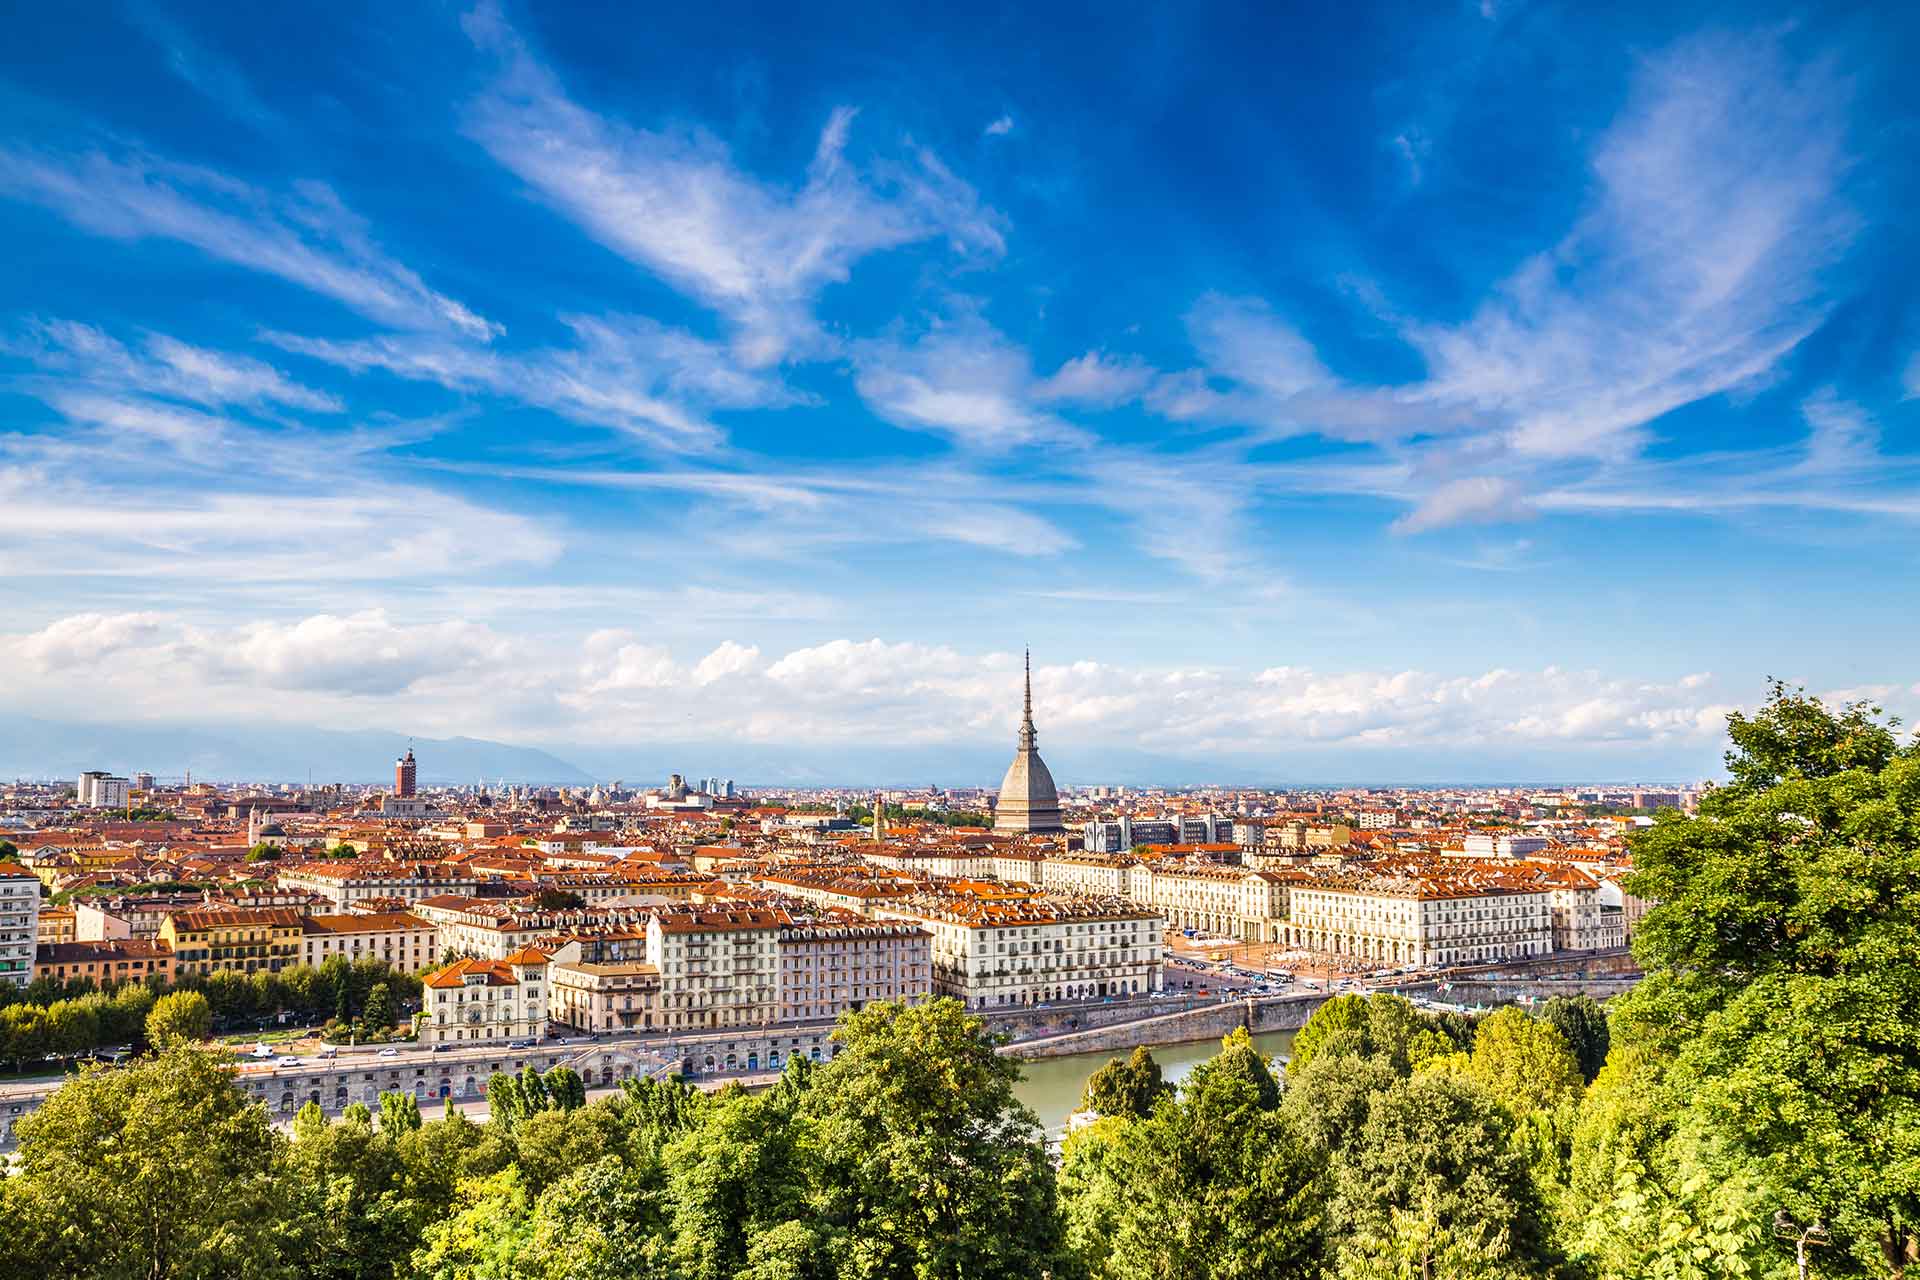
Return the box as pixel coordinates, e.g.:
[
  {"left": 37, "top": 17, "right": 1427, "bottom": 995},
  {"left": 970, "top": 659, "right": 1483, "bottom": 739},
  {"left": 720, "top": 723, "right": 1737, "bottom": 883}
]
[{"left": 2, "top": 1, "right": 1917, "bottom": 777}]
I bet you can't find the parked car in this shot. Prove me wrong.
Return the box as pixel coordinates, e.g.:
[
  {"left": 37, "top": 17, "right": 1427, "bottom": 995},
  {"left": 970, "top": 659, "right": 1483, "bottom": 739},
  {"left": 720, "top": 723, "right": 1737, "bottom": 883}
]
[
  {"left": 377, "top": 1047, "right": 400, "bottom": 1058},
  {"left": 432, "top": 1044, "right": 452, "bottom": 1053}
]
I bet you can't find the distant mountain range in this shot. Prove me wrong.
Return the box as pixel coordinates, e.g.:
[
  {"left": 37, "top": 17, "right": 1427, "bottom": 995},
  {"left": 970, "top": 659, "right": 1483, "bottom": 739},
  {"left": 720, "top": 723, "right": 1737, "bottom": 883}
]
[
  {"left": 0, "top": 715, "right": 1717, "bottom": 789},
  {"left": 1, "top": 716, "right": 595, "bottom": 787}
]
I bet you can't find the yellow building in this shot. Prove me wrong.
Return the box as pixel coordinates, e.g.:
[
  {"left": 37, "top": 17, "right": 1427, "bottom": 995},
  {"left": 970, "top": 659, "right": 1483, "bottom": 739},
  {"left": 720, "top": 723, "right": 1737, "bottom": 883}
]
[{"left": 158, "top": 907, "right": 305, "bottom": 976}]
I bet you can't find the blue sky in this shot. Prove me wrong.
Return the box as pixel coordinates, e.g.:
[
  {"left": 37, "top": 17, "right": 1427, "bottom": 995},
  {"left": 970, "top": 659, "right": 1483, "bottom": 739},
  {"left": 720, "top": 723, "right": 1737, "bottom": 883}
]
[{"left": 0, "top": 1, "right": 1914, "bottom": 782}]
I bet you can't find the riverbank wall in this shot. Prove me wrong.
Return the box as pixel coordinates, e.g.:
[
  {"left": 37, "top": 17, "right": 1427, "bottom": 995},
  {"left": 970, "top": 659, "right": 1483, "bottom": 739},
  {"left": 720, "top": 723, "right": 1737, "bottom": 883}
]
[
  {"left": 1001, "top": 993, "right": 1327, "bottom": 1060},
  {"left": 982, "top": 994, "right": 1223, "bottom": 1045}
]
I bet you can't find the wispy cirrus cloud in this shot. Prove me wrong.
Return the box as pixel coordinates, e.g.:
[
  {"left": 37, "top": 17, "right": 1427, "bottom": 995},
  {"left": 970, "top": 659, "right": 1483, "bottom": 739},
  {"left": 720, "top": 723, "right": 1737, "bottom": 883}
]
[
  {"left": 1150, "top": 31, "right": 1864, "bottom": 535},
  {"left": 1032, "top": 350, "right": 1155, "bottom": 408},
  {"left": 1407, "top": 32, "right": 1855, "bottom": 463},
  {"left": 0, "top": 147, "right": 498, "bottom": 339},
  {"left": 123, "top": 2, "right": 290, "bottom": 138},
  {"left": 461, "top": 0, "right": 1005, "bottom": 367},
  {"left": 5, "top": 319, "right": 341, "bottom": 412},
  {"left": 852, "top": 313, "right": 1089, "bottom": 449},
  {"left": 266, "top": 314, "right": 800, "bottom": 450}
]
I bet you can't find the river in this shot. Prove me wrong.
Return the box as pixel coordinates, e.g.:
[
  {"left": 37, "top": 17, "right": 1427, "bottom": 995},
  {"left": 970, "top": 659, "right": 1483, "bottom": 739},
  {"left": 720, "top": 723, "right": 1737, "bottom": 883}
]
[{"left": 1009, "top": 1028, "right": 1297, "bottom": 1136}]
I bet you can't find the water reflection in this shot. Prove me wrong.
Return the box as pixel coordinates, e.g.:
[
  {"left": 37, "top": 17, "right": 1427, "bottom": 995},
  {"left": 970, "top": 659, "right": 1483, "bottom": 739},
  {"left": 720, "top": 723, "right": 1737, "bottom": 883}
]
[{"left": 1011, "top": 1029, "right": 1297, "bottom": 1135}]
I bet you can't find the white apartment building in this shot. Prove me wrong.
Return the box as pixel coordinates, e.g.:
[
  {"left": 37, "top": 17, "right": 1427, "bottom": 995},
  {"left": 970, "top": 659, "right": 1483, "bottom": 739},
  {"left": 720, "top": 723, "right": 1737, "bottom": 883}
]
[
  {"left": 419, "top": 948, "right": 551, "bottom": 1045},
  {"left": 648, "top": 909, "right": 782, "bottom": 1030},
  {"left": 1039, "top": 854, "right": 1297, "bottom": 943},
  {"left": 775, "top": 916, "right": 931, "bottom": 1023},
  {"left": 856, "top": 847, "right": 996, "bottom": 879},
  {"left": 1282, "top": 873, "right": 1553, "bottom": 968},
  {"left": 549, "top": 958, "right": 662, "bottom": 1034},
  {"left": 1461, "top": 833, "right": 1551, "bottom": 858},
  {"left": 75, "top": 771, "right": 131, "bottom": 810},
  {"left": 1543, "top": 871, "right": 1627, "bottom": 951},
  {"left": 276, "top": 861, "right": 483, "bottom": 909},
  {"left": 875, "top": 893, "right": 1163, "bottom": 1009},
  {"left": 0, "top": 863, "right": 42, "bottom": 989},
  {"left": 300, "top": 912, "right": 439, "bottom": 971}
]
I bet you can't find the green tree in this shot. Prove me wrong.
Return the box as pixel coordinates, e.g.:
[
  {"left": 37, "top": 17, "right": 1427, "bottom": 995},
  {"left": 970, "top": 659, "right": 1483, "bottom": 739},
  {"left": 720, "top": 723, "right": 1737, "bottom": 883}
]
[
  {"left": 1615, "top": 684, "right": 1920, "bottom": 1275},
  {"left": 1290, "top": 993, "right": 1456, "bottom": 1077},
  {"left": 799, "top": 998, "right": 1076, "bottom": 1279},
  {"left": 362, "top": 982, "right": 396, "bottom": 1033},
  {"left": 512, "top": 1102, "right": 628, "bottom": 1194},
  {"left": 104, "top": 981, "right": 155, "bottom": 1043},
  {"left": 43, "top": 997, "right": 99, "bottom": 1058},
  {"left": 1460, "top": 1007, "right": 1583, "bottom": 1115},
  {"left": 409, "top": 1167, "right": 538, "bottom": 1280},
  {"left": 0, "top": 1002, "right": 48, "bottom": 1067},
  {"left": 245, "top": 842, "right": 283, "bottom": 862},
  {"left": 4, "top": 1047, "right": 289, "bottom": 1279},
  {"left": 1558, "top": 1045, "right": 1781, "bottom": 1280},
  {"left": 1080, "top": 1045, "right": 1172, "bottom": 1120},
  {"left": 146, "top": 989, "right": 213, "bottom": 1046},
  {"left": 487, "top": 1071, "right": 525, "bottom": 1131},
  {"left": 529, "top": 1157, "right": 675, "bottom": 1279},
  {"left": 1290, "top": 993, "right": 1369, "bottom": 1072},
  {"left": 1537, "top": 996, "right": 1610, "bottom": 1084},
  {"left": 666, "top": 1087, "right": 812, "bottom": 1280},
  {"left": 1066, "top": 1028, "right": 1325, "bottom": 1279},
  {"left": 1329, "top": 1073, "right": 1556, "bottom": 1279},
  {"left": 381, "top": 1089, "right": 424, "bottom": 1134},
  {"left": 544, "top": 1065, "right": 587, "bottom": 1112}
]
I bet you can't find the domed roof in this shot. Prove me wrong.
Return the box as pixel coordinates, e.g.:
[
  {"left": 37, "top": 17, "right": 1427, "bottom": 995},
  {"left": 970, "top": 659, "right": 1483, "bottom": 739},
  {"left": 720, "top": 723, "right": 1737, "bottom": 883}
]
[{"left": 993, "top": 650, "right": 1064, "bottom": 834}]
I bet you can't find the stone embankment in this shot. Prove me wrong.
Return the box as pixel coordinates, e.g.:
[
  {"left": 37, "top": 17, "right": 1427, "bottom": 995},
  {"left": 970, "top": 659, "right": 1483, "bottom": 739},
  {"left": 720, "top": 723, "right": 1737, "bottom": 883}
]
[
  {"left": 1000, "top": 993, "right": 1326, "bottom": 1060},
  {"left": 998, "top": 952, "right": 1645, "bottom": 1060}
]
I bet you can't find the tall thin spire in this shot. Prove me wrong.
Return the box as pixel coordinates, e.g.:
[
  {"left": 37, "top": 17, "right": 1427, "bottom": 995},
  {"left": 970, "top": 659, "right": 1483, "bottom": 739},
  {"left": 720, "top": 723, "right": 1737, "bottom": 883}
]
[{"left": 1018, "top": 647, "right": 1037, "bottom": 749}]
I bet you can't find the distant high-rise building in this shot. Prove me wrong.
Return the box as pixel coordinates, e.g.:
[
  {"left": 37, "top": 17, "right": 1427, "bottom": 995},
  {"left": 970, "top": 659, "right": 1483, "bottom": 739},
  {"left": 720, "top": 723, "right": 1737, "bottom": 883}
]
[
  {"left": 395, "top": 748, "right": 417, "bottom": 798},
  {"left": 0, "top": 863, "right": 39, "bottom": 989},
  {"left": 132, "top": 772, "right": 155, "bottom": 792},
  {"left": 993, "top": 650, "right": 1065, "bottom": 835},
  {"left": 76, "top": 770, "right": 130, "bottom": 809}
]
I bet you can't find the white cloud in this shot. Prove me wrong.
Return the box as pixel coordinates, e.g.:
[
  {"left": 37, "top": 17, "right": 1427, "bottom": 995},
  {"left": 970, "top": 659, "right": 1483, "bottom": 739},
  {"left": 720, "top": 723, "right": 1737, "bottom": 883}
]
[
  {"left": 692, "top": 641, "right": 761, "bottom": 685},
  {"left": 1150, "top": 33, "right": 1863, "bottom": 534},
  {"left": 124, "top": 2, "right": 289, "bottom": 138},
  {"left": 1797, "top": 391, "right": 1878, "bottom": 475},
  {"left": 852, "top": 315, "right": 1089, "bottom": 449},
  {"left": 1032, "top": 351, "right": 1154, "bottom": 407},
  {"left": 1392, "top": 475, "right": 1532, "bottom": 534},
  {"left": 577, "top": 630, "right": 682, "bottom": 694},
  {"left": 218, "top": 612, "right": 514, "bottom": 695},
  {"left": 1407, "top": 33, "right": 1853, "bottom": 462},
  {"left": 4, "top": 609, "right": 516, "bottom": 699},
  {"left": 0, "top": 384, "right": 562, "bottom": 586},
  {"left": 9, "top": 612, "right": 171, "bottom": 669},
  {"left": 984, "top": 115, "right": 1015, "bottom": 138},
  {"left": 267, "top": 313, "right": 800, "bottom": 449},
  {"left": 6, "top": 320, "right": 341, "bottom": 412},
  {"left": 1392, "top": 129, "right": 1431, "bottom": 185},
  {"left": 1, "top": 621, "right": 1807, "bottom": 762},
  {"left": 0, "top": 148, "right": 498, "bottom": 339},
  {"left": 461, "top": 1, "right": 1003, "bottom": 366}
]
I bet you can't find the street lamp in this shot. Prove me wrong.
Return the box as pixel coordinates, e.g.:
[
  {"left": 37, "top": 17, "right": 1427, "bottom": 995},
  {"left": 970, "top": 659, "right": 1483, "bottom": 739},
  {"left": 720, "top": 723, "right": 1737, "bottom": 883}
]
[{"left": 1773, "top": 1212, "right": 1829, "bottom": 1280}]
